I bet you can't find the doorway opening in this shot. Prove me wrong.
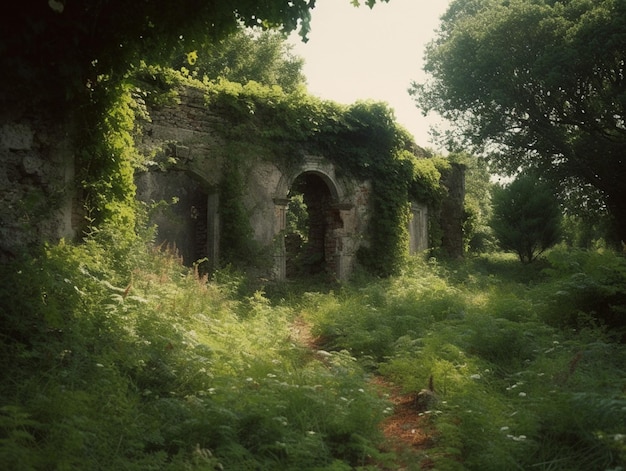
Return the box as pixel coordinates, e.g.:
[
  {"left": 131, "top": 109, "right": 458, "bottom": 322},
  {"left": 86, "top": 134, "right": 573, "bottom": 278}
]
[
  {"left": 285, "top": 172, "right": 341, "bottom": 279},
  {"left": 137, "top": 170, "right": 209, "bottom": 269}
]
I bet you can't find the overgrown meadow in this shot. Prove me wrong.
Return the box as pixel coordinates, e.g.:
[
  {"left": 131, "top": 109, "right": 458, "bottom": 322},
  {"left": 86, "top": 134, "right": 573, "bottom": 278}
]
[{"left": 1, "top": 231, "right": 625, "bottom": 470}]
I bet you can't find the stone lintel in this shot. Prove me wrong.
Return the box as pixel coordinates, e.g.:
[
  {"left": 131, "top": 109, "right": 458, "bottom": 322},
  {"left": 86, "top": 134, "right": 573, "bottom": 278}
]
[
  {"left": 332, "top": 203, "right": 354, "bottom": 211},
  {"left": 273, "top": 198, "right": 290, "bottom": 206}
]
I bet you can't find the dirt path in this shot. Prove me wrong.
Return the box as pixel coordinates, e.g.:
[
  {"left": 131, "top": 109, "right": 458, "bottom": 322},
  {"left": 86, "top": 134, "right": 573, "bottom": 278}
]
[
  {"left": 290, "top": 315, "right": 436, "bottom": 469},
  {"left": 371, "top": 376, "right": 437, "bottom": 469}
]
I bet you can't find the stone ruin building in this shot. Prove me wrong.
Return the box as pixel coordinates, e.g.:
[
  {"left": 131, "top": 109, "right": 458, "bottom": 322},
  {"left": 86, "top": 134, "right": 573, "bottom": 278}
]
[
  {"left": 0, "top": 85, "right": 464, "bottom": 280},
  {"left": 135, "top": 86, "right": 464, "bottom": 280}
]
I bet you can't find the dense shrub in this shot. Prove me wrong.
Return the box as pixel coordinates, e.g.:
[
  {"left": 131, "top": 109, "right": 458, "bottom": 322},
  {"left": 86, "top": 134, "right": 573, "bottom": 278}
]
[
  {"left": 538, "top": 249, "right": 626, "bottom": 340},
  {"left": 491, "top": 174, "right": 562, "bottom": 263},
  {"left": 0, "top": 232, "right": 389, "bottom": 470},
  {"left": 307, "top": 252, "right": 626, "bottom": 470},
  {"left": 2, "top": 234, "right": 625, "bottom": 470}
]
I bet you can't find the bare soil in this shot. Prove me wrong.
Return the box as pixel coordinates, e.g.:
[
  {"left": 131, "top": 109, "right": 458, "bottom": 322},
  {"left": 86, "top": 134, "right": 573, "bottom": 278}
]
[
  {"left": 290, "top": 315, "right": 437, "bottom": 469},
  {"left": 371, "top": 376, "right": 438, "bottom": 470}
]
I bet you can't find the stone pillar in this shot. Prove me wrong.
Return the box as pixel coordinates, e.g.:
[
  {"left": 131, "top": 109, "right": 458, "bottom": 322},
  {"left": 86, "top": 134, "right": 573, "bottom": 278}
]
[
  {"left": 330, "top": 203, "right": 353, "bottom": 281},
  {"left": 273, "top": 198, "right": 289, "bottom": 280},
  {"left": 206, "top": 193, "right": 220, "bottom": 271},
  {"left": 409, "top": 202, "right": 429, "bottom": 254},
  {"left": 439, "top": 163, "right": 466, "bottom": 258}
]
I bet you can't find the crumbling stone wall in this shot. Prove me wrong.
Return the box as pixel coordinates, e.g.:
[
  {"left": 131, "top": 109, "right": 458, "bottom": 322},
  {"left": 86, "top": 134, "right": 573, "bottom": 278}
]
[
  {"left": 0, "top": 84, "right": 465, "bottom": 277},
  {"left": 137, "top": 87, "right": 225, "bottom": 186},
  {"left": 134, "top": 85, "right": 470, "bottom": 279},
  {"left": 136, "top": 86, "right": 376, "bottom": 280},
  {"left": 438, "top": 163, "right": 466, "bottom": 258},
  {"left": 0, "top": 112, "right": 75, "bottom": 260}
]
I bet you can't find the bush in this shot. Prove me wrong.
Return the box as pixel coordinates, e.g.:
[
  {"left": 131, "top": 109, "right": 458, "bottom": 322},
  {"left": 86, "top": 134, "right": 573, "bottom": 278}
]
[
  {"left": 538, "top": 248, "right": 626, "bottom": 340},
  {"left": 491, "top": 174, "right": 562, "bottom": 263},
  {"left": 0, "top": 233, "right": 391, "bottom": 470}
]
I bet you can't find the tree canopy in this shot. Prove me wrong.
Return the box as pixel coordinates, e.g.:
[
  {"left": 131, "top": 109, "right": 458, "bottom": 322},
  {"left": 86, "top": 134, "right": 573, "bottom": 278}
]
[
  {"left": 174, "top": 28, "right": 306, "bottom": 93},
  {"left": 412, "top": 0, "right": 626, "bottom": 244},
  {"left": 1, "top": 0, "right": 391, "bottom": 112},
  {"left": 0, "top": 0, "right": 318, "bottom": 108}
]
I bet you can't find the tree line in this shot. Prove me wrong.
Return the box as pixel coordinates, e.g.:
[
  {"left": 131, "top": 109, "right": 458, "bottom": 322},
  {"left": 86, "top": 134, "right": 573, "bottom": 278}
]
[
  {"left": 1, "top": 0, "right": 623, "bottom": 261},
  {"left": 413, "top": 0, "right": 626, "bottom": 247}
]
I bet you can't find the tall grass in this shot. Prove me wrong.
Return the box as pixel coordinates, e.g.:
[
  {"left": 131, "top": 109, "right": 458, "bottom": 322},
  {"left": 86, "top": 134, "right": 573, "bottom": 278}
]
[
  {"left": 306, "top": 251, "right": 626, "bottom": 470},
  {"left": 0, "top": 231, "right": 390, "bottom": 470},
  {"left": 1, "top": 233, "right": 625, "bottom": 470}
]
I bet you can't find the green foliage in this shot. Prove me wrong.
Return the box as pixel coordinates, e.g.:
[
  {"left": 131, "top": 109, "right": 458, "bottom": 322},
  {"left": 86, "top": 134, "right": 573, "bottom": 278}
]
[
  {"left": 537, "top": 248, "right": 626, "bottom": 339},
  {"left": 2, "top": 230, "right": 626, "bottom": 470},
  {"left": 409, "top": 156, "right": 449, "bottom": 206},
  {"left": 305, "top": 250, "right": 626, "bottom": 470},
  {"left": 491, "top": 174, "right": 562, "bottom": 263},
  {"left": 1, "top": 0, "right": 321, "bottom": 109},
  {"left": 558, "top": 180, "right": 623, "bottom": 249},
  {"left": 175, "top": 27, "right": 306, "bottom": 93},
  {"left": 286, "top": 193, "right": 309, "bottom": 238},
  {"left": 75, "top": 82, "right": 144, "bottom": 239},
  {"left": 218, "top": 154, "right": 264, "bottom": 269},
  {"left": 129, "top": 62, "right": 185, "bottom": 109},
  {"left": 0, "top": 233, "right": 391, "bottom": 470},
  {"left": 414, "top": 0, "right": 626, "bottom": 243}
]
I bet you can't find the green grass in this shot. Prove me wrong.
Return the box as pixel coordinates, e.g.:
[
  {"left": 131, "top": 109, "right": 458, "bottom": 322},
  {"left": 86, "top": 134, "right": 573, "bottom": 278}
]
[
  {"left": 305, "top": 251, "right": 626, "bottom": 470},
  {"left": 1, "top": 234, "right": 625, "bottom": 470}
]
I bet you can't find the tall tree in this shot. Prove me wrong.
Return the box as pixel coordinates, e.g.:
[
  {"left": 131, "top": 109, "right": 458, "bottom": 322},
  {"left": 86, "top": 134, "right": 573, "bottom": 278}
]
[
  {"left": 412, "top": 0, "right": 626, "bottom": 244},
  {"left": 177, "top": 28, "right": 306, "bottom": 93},
  {"left": 0, "top": 0, "right": 317, "bottom": 108}
]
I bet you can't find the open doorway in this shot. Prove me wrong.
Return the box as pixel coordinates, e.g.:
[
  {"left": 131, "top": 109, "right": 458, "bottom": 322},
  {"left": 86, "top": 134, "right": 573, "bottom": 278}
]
[
  {"left": 285, "top": 172, "right": 340, "bottom": 279},
  {"left": 136, "top": 170, "right": 209, "bottom": 267}
]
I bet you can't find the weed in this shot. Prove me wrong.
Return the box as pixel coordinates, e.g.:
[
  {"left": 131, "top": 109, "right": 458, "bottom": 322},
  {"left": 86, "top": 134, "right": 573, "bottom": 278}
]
[{"left": 1, "top": 238, "right": 625, "bottom": 470}]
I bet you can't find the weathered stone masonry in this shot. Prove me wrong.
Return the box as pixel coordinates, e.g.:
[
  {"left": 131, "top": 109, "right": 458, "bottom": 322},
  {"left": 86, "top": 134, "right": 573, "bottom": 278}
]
[
  {"left": 0, "top": 86, "right": 464, "bottom": 278},
  {"left": 135, "top": 86, "right": 452, "bottom": 280},
  {"left": 0, "top": 110, "right": 75, "bottom": 261},
  {"left": 136, "top": 87, "right": 377, "bottom": 280}
]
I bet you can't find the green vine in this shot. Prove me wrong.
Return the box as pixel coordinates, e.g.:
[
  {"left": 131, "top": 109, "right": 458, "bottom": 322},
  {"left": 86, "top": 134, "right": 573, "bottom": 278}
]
[
  {"left": 133, "top": 69, "right": 449, "bottom": 276},
  {"left": 218, "top": 147, "right": 264, "bottom": 268},
  {"left": 74, "top": 79, "right": 144, "bottom": 242}
]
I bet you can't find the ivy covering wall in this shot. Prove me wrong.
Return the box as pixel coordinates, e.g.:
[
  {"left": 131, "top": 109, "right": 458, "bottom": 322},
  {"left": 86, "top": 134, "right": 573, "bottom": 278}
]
[
  {"left": 197, "top": 75, "right": 450, "bottom": 276},
  {"left": 85, "top": 67, "right": 453, "bottom": 277}
]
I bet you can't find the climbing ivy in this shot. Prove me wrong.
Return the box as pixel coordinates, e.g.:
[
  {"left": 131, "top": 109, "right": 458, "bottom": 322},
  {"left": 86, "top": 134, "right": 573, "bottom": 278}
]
[
  {"left": 74, "top": 81, "right": 143, "bottom": 242},
  {"left": 133, "top": 68, "right": 448, "bottom": 276},
  {"left": 218, "top": 145, "right": 265, "bottom": 268}
]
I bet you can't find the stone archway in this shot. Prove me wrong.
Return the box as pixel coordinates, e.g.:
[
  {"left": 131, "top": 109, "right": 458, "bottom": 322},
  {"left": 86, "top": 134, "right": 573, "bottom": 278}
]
[
  {"left": 135, "top": 169, "right": 219, "bottom": 273},
  {"left": 272, "top": 156, "right": 356, "bottom": 281},
  {"left": 285, "top": 172, "right": 339, "bottom": 278}
]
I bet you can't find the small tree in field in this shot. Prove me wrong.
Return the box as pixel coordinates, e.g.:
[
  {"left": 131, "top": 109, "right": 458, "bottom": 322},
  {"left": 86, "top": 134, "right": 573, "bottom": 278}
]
[{"left": 491, "top": 174, "right": 562, "bottom": 263}]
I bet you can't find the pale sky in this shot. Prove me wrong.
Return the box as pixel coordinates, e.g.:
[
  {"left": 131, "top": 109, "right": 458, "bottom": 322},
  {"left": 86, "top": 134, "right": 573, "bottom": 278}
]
[{"left": 288, "top": 0, "right": 451, "bottom": 151}]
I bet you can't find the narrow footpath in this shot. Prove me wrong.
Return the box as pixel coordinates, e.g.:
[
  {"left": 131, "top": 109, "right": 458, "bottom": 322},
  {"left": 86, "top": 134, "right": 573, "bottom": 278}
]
[{"left": 289, "top": 315, "right": 437, "bottom": 470}]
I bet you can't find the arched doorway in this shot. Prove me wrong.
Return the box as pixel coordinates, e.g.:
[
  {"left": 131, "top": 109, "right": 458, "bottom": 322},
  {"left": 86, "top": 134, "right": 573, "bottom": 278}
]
[{"left": 284, "top": 172, "right": 342, "bottom": 279}]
